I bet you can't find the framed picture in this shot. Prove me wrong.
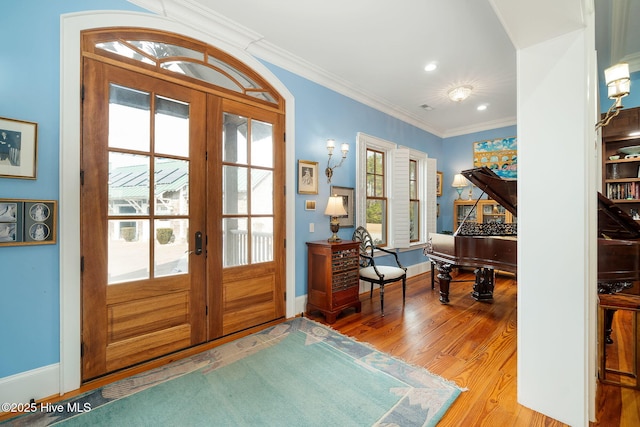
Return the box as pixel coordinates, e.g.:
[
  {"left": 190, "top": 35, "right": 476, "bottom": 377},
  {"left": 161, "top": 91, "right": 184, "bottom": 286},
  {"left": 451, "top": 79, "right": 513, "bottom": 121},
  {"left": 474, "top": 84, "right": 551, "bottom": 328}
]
[
  {"left": 0, "top": 199, "right": 57, "bottom": 246},
  {"left": 0, "top": 117, "right": 38, "bottom": 179},
  {"left": 472, "top": 136, "right": 517, "bottom": 179},
  {"left": 305, "top": 200, "right": 316, "bottom": 211},
  {"left": 330, "top": 185, "right": 354, "bottom": 228},
  {"left": 298, "top": 160, "right": 319, "bottom": 194},
  {"left": 436, "top": 171, "right": 443, "bottom": 196}
]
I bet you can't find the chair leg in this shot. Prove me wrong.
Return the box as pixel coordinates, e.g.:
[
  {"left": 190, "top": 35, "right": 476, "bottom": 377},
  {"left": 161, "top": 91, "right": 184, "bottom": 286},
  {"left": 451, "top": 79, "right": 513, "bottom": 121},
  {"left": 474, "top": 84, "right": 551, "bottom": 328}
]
[
  {"left": 370, "top": 282, "right": 374, "bottom": 299},
  {"left": 402, "top": 277, "right": 406, "bottom": 304},
  {"left": 379, "top": 283, "right": 384, "bottom": 315}
]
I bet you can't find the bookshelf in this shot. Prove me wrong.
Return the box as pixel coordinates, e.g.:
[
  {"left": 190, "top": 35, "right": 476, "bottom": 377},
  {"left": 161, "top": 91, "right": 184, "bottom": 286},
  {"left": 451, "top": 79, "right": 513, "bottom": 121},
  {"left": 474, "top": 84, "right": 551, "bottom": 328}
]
[{"left": 602, "top": 106, "right": 640, "bottom": 220}]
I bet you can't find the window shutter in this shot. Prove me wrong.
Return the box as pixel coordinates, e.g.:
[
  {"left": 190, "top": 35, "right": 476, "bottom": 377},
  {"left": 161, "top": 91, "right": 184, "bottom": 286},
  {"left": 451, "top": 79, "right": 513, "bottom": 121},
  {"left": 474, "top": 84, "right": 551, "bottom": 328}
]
[
  {"left": 426, "top": 158, "right": 437, "bottom": 236},
  {"left": 391, "top": 147, "right": 410, "bottom": 248}
]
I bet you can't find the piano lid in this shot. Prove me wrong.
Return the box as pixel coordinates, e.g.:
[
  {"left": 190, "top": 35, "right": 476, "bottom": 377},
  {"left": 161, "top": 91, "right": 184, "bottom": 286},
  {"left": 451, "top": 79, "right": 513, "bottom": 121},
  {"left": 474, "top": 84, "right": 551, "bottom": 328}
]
[
  {"left": 597, "top": 192, "right": 640, "bottom": 240},
  {"left": 461, "top": 167, "right": 517, "bottom": 216}
]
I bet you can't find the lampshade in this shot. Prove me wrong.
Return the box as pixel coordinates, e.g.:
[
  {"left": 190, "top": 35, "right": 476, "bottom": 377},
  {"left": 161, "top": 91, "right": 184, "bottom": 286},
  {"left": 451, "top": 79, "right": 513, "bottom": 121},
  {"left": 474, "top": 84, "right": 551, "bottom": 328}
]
[
  {"left": 451, "top": 174, "right": 468, "bottom": 188},
  {"left": 326, "top": 139, "right": 336, "bottom": 154},
  {"left": 605, "top": 63, "right": 630, "bottom": 99},
  {"left": 324, "top": 196, "right": 347, "bottom": 217}
]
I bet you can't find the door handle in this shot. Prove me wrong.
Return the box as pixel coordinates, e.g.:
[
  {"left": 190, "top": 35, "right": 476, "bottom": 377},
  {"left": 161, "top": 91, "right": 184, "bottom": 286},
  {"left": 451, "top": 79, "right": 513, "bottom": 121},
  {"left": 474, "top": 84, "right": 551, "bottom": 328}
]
[{"left": 195, "top": 231, "right": 203, "bottom": 255}]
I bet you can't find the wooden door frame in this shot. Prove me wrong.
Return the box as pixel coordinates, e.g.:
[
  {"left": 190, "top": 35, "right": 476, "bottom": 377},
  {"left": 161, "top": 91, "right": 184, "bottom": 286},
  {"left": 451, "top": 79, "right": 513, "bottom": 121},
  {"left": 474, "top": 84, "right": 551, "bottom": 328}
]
[{"left": 59, "top": 12, "right": 296, "bottom": 394}]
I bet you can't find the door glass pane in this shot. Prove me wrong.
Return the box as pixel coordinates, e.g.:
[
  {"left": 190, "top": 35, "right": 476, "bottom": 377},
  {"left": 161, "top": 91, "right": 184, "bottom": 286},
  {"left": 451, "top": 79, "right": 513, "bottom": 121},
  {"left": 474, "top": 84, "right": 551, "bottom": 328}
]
[
  {"left": 222, "top": 113, "right": 248, "bottom": 164},
  {"left": 252, "top": 217, "right": 273, "bottom": 263},
  {"left": 154, "top": 219, "right": 189, "bottom": 277},
  {"left": 108, "top": 84, "right": 150, "bottom": 151},
  {"left": 109, "top": 153, "right": 150, "bottom": 216},
  {"left": 108, "top": 219, "right": 150, "bottom": 284},
  {"left": 155, "top": 158, "right": 189, "bottom": 216},
  {"left": 223, "top": 165, "right": 248, "bottom": 215},
  {"left": 251, "top": 169, "right": 273, "bottom": 215},
  {"left": 251, "top": 120, "right": 273, "bottom": 168},
  {"left": 155, "top": 95, "right": 190, "bottom": 157},
  {"left": 223, "top": 217, "right": 248, "bottom": 267}
]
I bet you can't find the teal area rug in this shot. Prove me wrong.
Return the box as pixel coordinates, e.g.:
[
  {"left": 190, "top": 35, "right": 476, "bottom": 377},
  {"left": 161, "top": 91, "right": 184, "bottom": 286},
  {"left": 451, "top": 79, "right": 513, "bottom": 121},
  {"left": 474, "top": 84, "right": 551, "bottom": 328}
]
[{"left": 5, "top": 317, "right": 462, "bottom": 426}]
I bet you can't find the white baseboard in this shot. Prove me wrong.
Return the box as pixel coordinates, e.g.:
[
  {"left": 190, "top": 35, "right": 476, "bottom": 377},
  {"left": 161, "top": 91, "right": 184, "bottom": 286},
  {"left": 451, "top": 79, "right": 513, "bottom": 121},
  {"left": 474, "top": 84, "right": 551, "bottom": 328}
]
[
  {"left": 0, "top": 364, "right": 60, "bottom": 409},
  {"left": 296, "top": 260, "right": 432, "bottom": 315}
]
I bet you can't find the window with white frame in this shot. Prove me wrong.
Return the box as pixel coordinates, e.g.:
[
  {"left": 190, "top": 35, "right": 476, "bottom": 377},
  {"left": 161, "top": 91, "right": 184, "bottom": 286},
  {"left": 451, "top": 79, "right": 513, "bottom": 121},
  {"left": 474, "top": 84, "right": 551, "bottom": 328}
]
[{"left": 356, "top": 133, "right": 437, "bottom": 250}]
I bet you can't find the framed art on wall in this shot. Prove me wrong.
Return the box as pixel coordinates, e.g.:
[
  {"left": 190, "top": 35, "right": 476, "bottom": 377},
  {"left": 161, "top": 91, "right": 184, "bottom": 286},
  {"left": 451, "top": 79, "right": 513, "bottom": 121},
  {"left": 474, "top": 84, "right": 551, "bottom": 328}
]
[
  {"left": 0, "top": 199, "right": 57, "bottom": 246},
  {"left": 298, "top": 160, "right": 319, "bottom": 194},
  {"left": 330, "top": 185, "right": 354, "bottom": 228},
  {"left": 472, "top": 136, "right": 517, "bottom": 179},
  {"left": 0, "top": 117, "right": 38, "bottom": 179},
  {"left": 436, "top": 171, "right": 443, "bottom": 196}
]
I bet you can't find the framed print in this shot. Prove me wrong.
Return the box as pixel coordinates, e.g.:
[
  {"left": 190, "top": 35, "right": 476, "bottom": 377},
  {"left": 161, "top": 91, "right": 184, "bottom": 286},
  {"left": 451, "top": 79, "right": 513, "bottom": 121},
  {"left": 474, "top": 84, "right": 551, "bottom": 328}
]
[
  {"left": 0, "top": 199, "right": 56, "bottom": 246},
  {"left": 472, "top": 136, "right": 517, "bottom": 179},
  {"left": 436, "top": 171, "right": 443, "bottom": 196},
  {"left": 305, "top": 200, "right": 316, "bottom": 211},
  {"left": 298, "top": 160, "right": 319, "bottom": 194},
  {"left": 0, "top": 117, "right": 38, "bottom": 179},
  {"left": 330, "top": 185, "right": 354, "bottom": 228}
]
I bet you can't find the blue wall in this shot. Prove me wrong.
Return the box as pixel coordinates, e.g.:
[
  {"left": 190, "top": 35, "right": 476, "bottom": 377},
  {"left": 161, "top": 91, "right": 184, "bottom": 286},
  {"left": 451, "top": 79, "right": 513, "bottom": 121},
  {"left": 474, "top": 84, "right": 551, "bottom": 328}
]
[
  {"left": 0, "top": 0, "right": 144, "bottom": 378},
  {"left": 5, "top": 0, "right": 637, "bottom": 382},
  {"left": 260, "top": 63, "right": 442, "bottom": 298},
  {"left": 0, "top": 1, "right": 445, "bottom": 379},
  {"left": 440, "top": 126, "right": 518, "bottom": 232}
]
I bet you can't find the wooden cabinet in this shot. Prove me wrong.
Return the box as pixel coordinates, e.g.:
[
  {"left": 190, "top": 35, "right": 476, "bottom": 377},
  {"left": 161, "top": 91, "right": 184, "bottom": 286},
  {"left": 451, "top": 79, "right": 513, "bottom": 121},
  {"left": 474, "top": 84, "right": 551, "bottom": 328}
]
[
  {"left": 453, "top": 199, "right": 516, "bottom": 231},
  {"left": 602, "top": 106, "right": 640, "bottom": 220},
  {"left": 306, "top": 240, "right": 361, "bottom": 323}
]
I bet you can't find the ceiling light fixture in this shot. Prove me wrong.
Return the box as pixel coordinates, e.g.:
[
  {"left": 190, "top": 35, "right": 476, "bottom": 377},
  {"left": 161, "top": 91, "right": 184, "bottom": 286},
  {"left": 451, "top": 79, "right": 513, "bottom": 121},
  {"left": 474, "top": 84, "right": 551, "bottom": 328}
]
[
  {"left": 477, "top": 104, "right": 488, "bottom": 111},
  {"left": 448, "top": 85, "right": 473, "bottom": 102}
]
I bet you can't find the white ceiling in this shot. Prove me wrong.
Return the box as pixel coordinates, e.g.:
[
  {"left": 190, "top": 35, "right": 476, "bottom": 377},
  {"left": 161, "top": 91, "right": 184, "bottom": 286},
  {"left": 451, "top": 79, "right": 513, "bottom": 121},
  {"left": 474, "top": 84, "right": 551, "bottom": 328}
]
[{"left": 131, "top": 0, "right": 639, "bottom": 138}]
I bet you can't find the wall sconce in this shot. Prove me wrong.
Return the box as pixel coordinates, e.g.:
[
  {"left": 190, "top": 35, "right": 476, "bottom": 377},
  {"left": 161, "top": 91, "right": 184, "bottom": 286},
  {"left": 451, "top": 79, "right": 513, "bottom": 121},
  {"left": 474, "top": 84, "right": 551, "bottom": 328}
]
[
  {"left": 324, "top": 195, "right": 347, "bottom": 242},
  {"left": 325, "top": 139, "right": 349, "bottom": 183},
  {"left": 452, "top": 174, "right": 468, "bottom": 200},
  {"left": 596, "top": 63, "right": 631, "bottom": 130}
]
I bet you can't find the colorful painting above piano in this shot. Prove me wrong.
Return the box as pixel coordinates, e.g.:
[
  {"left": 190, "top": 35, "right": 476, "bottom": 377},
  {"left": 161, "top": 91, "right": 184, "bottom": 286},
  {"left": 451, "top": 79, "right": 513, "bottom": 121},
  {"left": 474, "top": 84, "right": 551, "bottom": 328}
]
[{"left": 473, "top": 136, "right": 517, "bottom": 179}]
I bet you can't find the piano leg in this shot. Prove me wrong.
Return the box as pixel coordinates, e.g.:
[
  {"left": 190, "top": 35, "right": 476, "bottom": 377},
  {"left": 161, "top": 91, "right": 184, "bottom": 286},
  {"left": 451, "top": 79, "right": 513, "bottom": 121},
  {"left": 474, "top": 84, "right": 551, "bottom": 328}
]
[
  {"left": 604, "top": 308, "right": 616, "bottom": 344},
  {"left": 598, "top": 281, "right": 633, "bottom": 344},
  {"left": 471, "top": 268, "right": 495, "bottom": 301},
  {"left": 435, "top": 262, "right": 452, "bottom": 304}
]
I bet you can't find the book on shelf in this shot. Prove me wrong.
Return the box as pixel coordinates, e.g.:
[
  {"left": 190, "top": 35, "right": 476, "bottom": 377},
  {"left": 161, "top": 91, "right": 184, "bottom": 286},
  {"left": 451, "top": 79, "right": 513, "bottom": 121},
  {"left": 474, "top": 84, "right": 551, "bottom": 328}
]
[{"left": 606, "top": 182, "right": 640, "bottom": 200}]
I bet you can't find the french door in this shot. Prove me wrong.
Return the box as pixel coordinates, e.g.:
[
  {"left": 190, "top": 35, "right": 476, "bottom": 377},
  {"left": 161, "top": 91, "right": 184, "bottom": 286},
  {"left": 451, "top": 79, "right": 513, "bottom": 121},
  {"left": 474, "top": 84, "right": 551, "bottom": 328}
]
[{"left": 81, "top": 58, "right": 285, "bottom": 380}]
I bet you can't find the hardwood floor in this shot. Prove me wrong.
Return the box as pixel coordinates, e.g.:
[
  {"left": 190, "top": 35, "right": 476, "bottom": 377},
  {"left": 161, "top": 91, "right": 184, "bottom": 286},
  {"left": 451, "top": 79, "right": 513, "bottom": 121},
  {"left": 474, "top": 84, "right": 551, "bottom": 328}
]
[
  {"left": 305, "top": 271, "right": 640, "bottom": 426},
  {"left": 2, "top": 270, "right": 638, "bottom": 425}
]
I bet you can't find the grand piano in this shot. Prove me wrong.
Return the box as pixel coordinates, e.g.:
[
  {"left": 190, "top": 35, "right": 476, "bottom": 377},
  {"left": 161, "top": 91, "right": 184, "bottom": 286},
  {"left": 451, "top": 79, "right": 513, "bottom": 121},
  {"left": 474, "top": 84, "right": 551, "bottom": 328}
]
[
  {"left": 426, "top": 166, "right": 640, "bottom": 308},
  {"left": 425, "top": 167, "right": 517, "bottom": 304}
]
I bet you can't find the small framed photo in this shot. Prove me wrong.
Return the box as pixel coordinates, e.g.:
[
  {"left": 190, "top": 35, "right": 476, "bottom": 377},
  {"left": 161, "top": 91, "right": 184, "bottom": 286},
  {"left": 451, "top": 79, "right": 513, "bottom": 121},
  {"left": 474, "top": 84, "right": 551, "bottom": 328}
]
[
  {"left": 298, "top": 160, "right": 319, "bottom": 194},
  {"left": 305, "top": 200, "right": 316, "bottom": 211},
  {"left": 330, "top": 185, "right": 354, "bottom": 228},
  {"left": 0, "top": 117, "right": 38, "bottom": 179},
  {"left": 0, "top": 199, "right": 56, "bottom": 246},
  {"left": 436, "top": 171, "right": 443, "bottom": 197}
]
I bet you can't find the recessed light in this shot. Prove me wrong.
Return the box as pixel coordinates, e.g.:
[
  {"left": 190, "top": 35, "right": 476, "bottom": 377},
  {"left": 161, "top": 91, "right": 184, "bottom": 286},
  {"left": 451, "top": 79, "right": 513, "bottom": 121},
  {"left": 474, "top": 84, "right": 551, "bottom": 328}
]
[
  {"left": 477, "top": 104, "right": 488, "bottom": 111},
  {"left": 420, "top": 104, "right": 434, "bottom": 111},
  {"left": 424, "top": 62, "right": 437, "bottom": 72}
]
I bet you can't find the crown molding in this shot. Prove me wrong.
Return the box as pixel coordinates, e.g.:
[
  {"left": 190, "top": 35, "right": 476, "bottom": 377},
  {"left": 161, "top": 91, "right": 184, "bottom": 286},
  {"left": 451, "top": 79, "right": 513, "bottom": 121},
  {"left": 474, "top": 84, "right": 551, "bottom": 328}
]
[
  {"left": 129, "top": 0, "right": 512, "bottom": 138},
  {"left": 442, "top": 116, "right": 517, "bottom": 139}
]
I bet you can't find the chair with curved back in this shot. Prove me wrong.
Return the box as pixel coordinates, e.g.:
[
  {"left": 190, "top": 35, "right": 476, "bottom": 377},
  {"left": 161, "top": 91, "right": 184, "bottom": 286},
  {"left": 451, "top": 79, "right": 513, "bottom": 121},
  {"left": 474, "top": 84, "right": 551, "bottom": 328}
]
[{"left": 352, "top": 226, "right": 407, "bottom": 315}]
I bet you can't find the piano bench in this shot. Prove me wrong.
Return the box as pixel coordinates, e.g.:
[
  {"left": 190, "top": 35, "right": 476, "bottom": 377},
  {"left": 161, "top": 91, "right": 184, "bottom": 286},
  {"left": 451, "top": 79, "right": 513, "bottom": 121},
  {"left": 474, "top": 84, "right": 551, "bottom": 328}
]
[{"left": 598, "top": 293, "right": 640, "bottom": 389}]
